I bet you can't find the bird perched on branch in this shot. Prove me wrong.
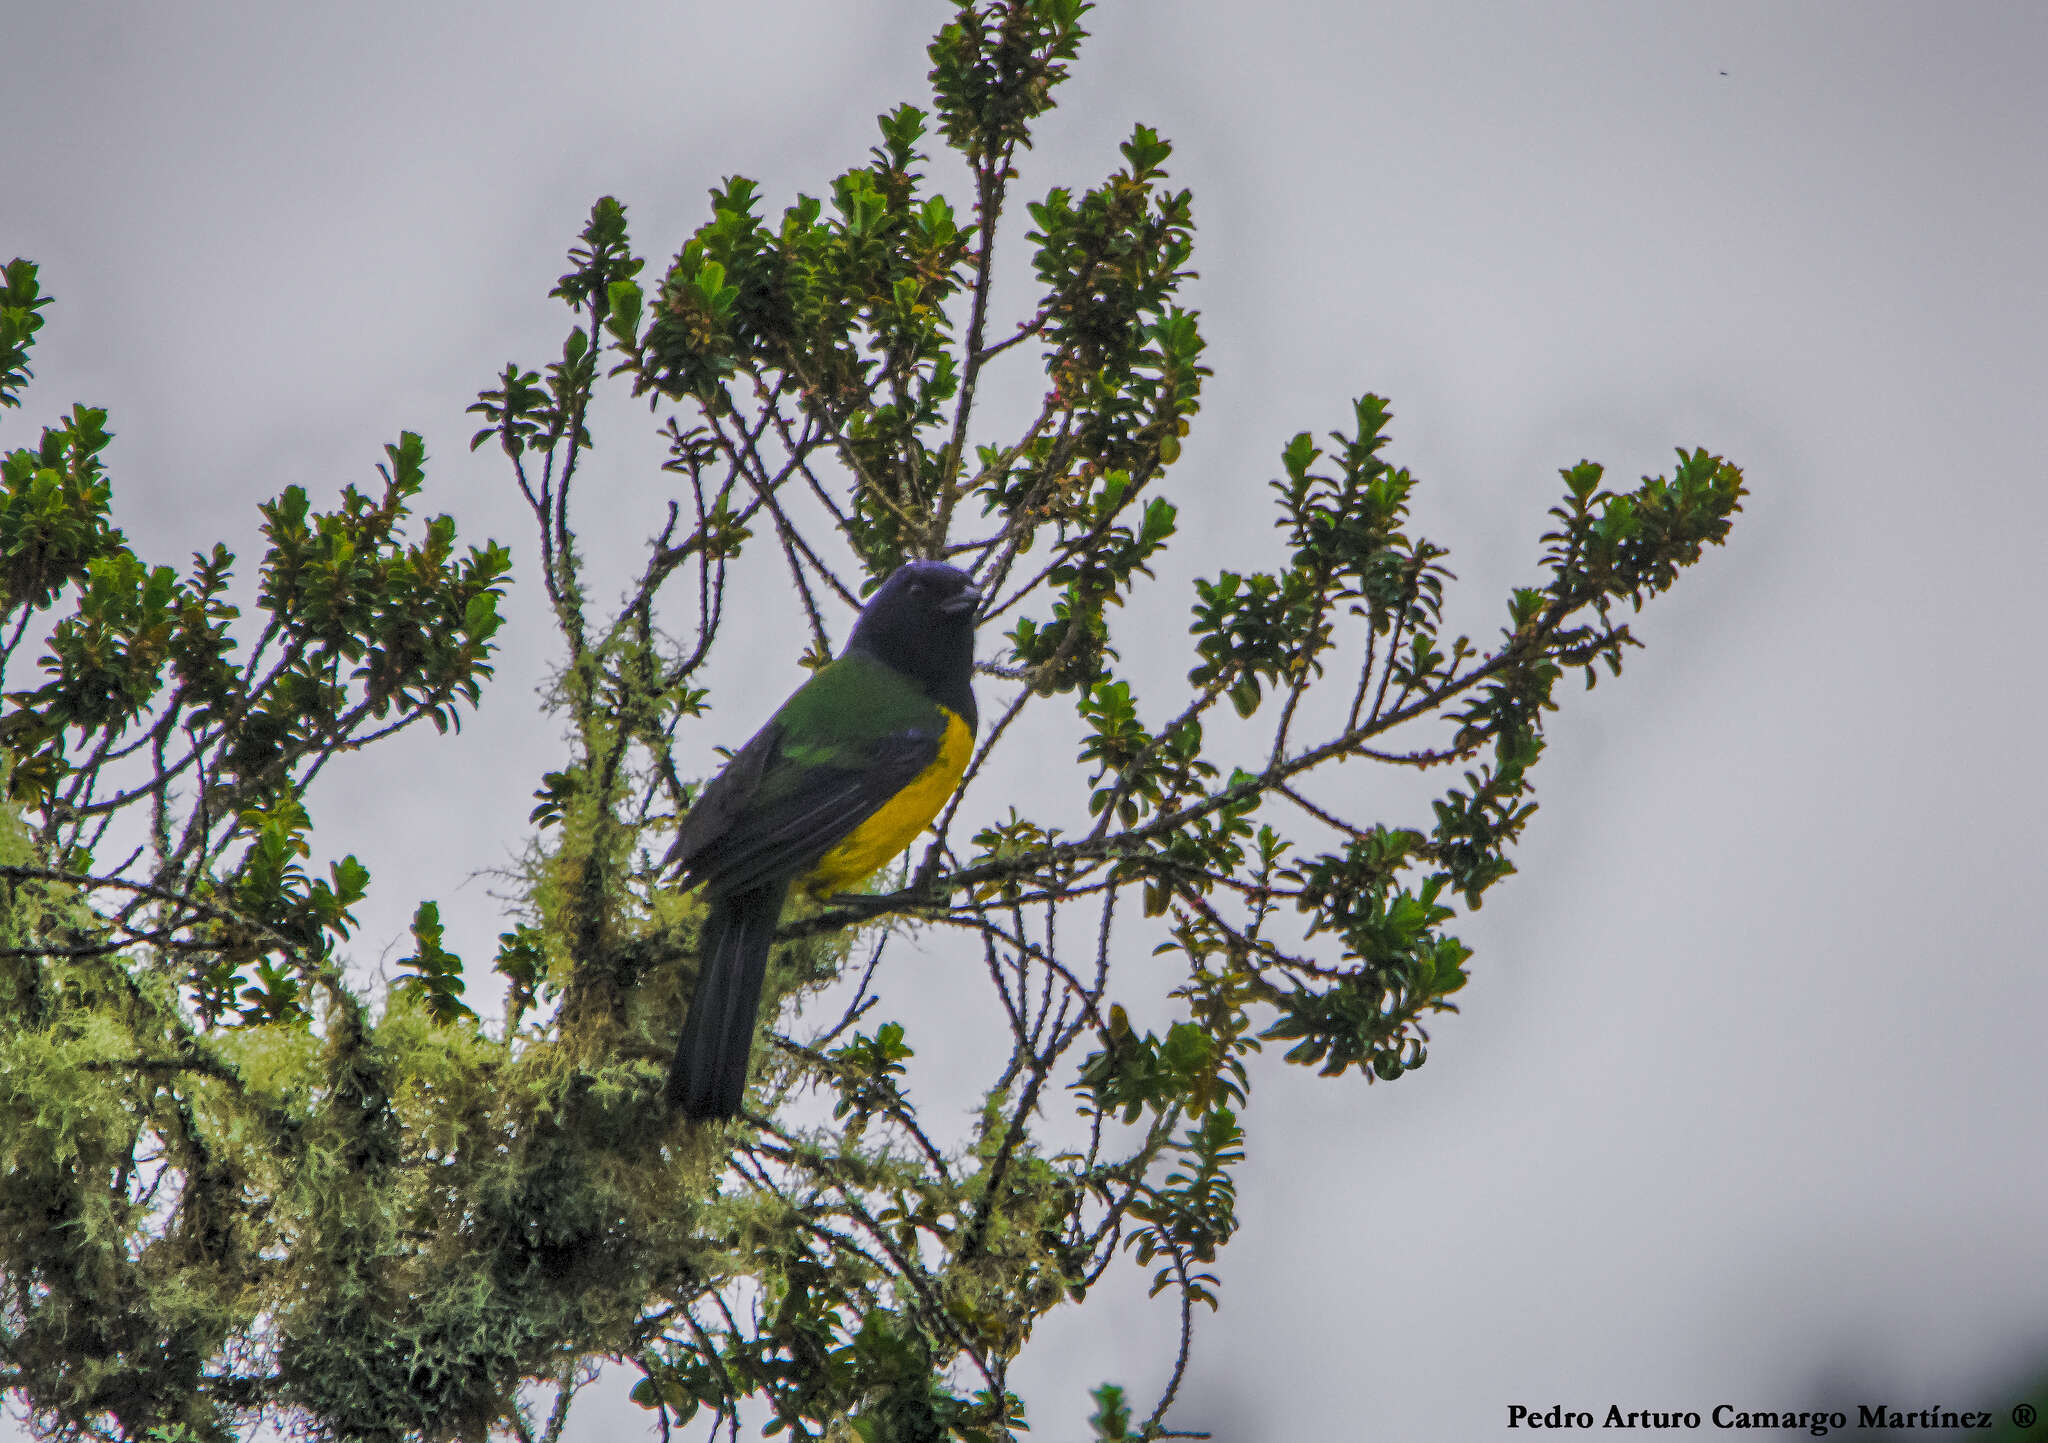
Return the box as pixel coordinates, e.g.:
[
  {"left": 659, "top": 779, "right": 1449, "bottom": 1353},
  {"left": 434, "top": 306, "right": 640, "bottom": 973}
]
[{"left": 664, "top": 559, "right": 981, "bottom": 1121}]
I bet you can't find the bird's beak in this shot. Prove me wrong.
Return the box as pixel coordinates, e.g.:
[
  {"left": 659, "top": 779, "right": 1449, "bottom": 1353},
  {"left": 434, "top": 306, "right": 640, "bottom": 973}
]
[{"left": 939, "top": 584, "right": 981, "bottom": 617}]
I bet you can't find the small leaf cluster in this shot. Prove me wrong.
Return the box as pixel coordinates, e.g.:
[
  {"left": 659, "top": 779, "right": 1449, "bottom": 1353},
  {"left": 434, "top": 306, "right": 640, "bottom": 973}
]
[
  {"left": 929, "top": 0, "right": 1088, "bottom": 163},
  {"left": 1125, "top": 1105, "right": 1243, "bottom": 1309},
  {"left": 1076, "top": 1005, "right": 1241, "bottom": 1125},
  {"left": 395, "top": 899, "right": 473, "bottom": 1022},
  {"left": 0, "top": 401, "right": 124, "bottom": 626},
  {"left": 1189, "top": 397, "right": 1446, "bottom": 719},
  {"left": 827, "top": 1019, "right": 914, "bottom": 1122},
  {"left": 0, "top": 257, "right": 51, "bottom": 408}
]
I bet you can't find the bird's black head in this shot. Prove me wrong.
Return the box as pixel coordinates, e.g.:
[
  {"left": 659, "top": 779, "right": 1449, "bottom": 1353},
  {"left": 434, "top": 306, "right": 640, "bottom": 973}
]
[{"left": 844, "top": 560, "right": 980, "bottom": 729}]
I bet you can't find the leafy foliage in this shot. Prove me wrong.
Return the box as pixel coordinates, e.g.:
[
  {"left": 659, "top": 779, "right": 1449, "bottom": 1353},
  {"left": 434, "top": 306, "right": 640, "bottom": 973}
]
[{"left": 0, "top": 3, "right": 1743, "bottom": 1440}]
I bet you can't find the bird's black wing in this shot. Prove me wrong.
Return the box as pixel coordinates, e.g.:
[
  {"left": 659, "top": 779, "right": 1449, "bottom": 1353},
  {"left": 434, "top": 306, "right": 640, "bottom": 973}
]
[
  {"left": 665, "top": 717, "right": 781, "bottom": 879},
  {"left": 671, "top": 726, "right": 941, "bottom": 896}
]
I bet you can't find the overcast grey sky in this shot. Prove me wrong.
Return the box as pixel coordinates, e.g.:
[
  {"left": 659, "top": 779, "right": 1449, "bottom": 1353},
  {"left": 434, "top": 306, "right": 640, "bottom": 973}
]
[{"left": 7, "top": 3, "right": 2047, "bottom": 1440}]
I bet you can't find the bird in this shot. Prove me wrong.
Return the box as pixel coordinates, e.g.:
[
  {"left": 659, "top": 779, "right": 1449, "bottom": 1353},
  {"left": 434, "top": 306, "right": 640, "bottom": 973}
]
[{"left": 663, "top": 559, "right": 981, "bottom": 1121}]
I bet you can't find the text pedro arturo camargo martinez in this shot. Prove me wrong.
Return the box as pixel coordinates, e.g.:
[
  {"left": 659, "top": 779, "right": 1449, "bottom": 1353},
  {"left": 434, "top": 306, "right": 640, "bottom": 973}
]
[{"left": 1507, "top": 1403, "right": 1999, "bottom": 1434}]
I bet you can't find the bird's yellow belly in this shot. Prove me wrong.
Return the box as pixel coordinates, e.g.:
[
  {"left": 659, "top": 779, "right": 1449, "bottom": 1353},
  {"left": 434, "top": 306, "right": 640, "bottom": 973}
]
[{"left": 803, "top": 707, "right": 973, "bottom": 897}]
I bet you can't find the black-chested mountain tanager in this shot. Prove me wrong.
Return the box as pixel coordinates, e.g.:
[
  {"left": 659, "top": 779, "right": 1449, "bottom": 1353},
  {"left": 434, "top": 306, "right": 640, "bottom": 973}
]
[{"left": 664, "top": 560, "right": 980, "bottom": 1121}]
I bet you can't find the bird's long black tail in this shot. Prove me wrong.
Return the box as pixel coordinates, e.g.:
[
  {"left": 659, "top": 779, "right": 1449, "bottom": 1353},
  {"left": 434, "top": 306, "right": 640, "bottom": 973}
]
[{"left": 667, "top": 882, "right": 788, "bottom": 1121}]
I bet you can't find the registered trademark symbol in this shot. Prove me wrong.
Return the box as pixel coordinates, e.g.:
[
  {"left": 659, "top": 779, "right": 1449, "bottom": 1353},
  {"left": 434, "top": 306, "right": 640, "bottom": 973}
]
[{"left": 2015, "top": 1402, "right": 2038, "bottom": 1429}]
